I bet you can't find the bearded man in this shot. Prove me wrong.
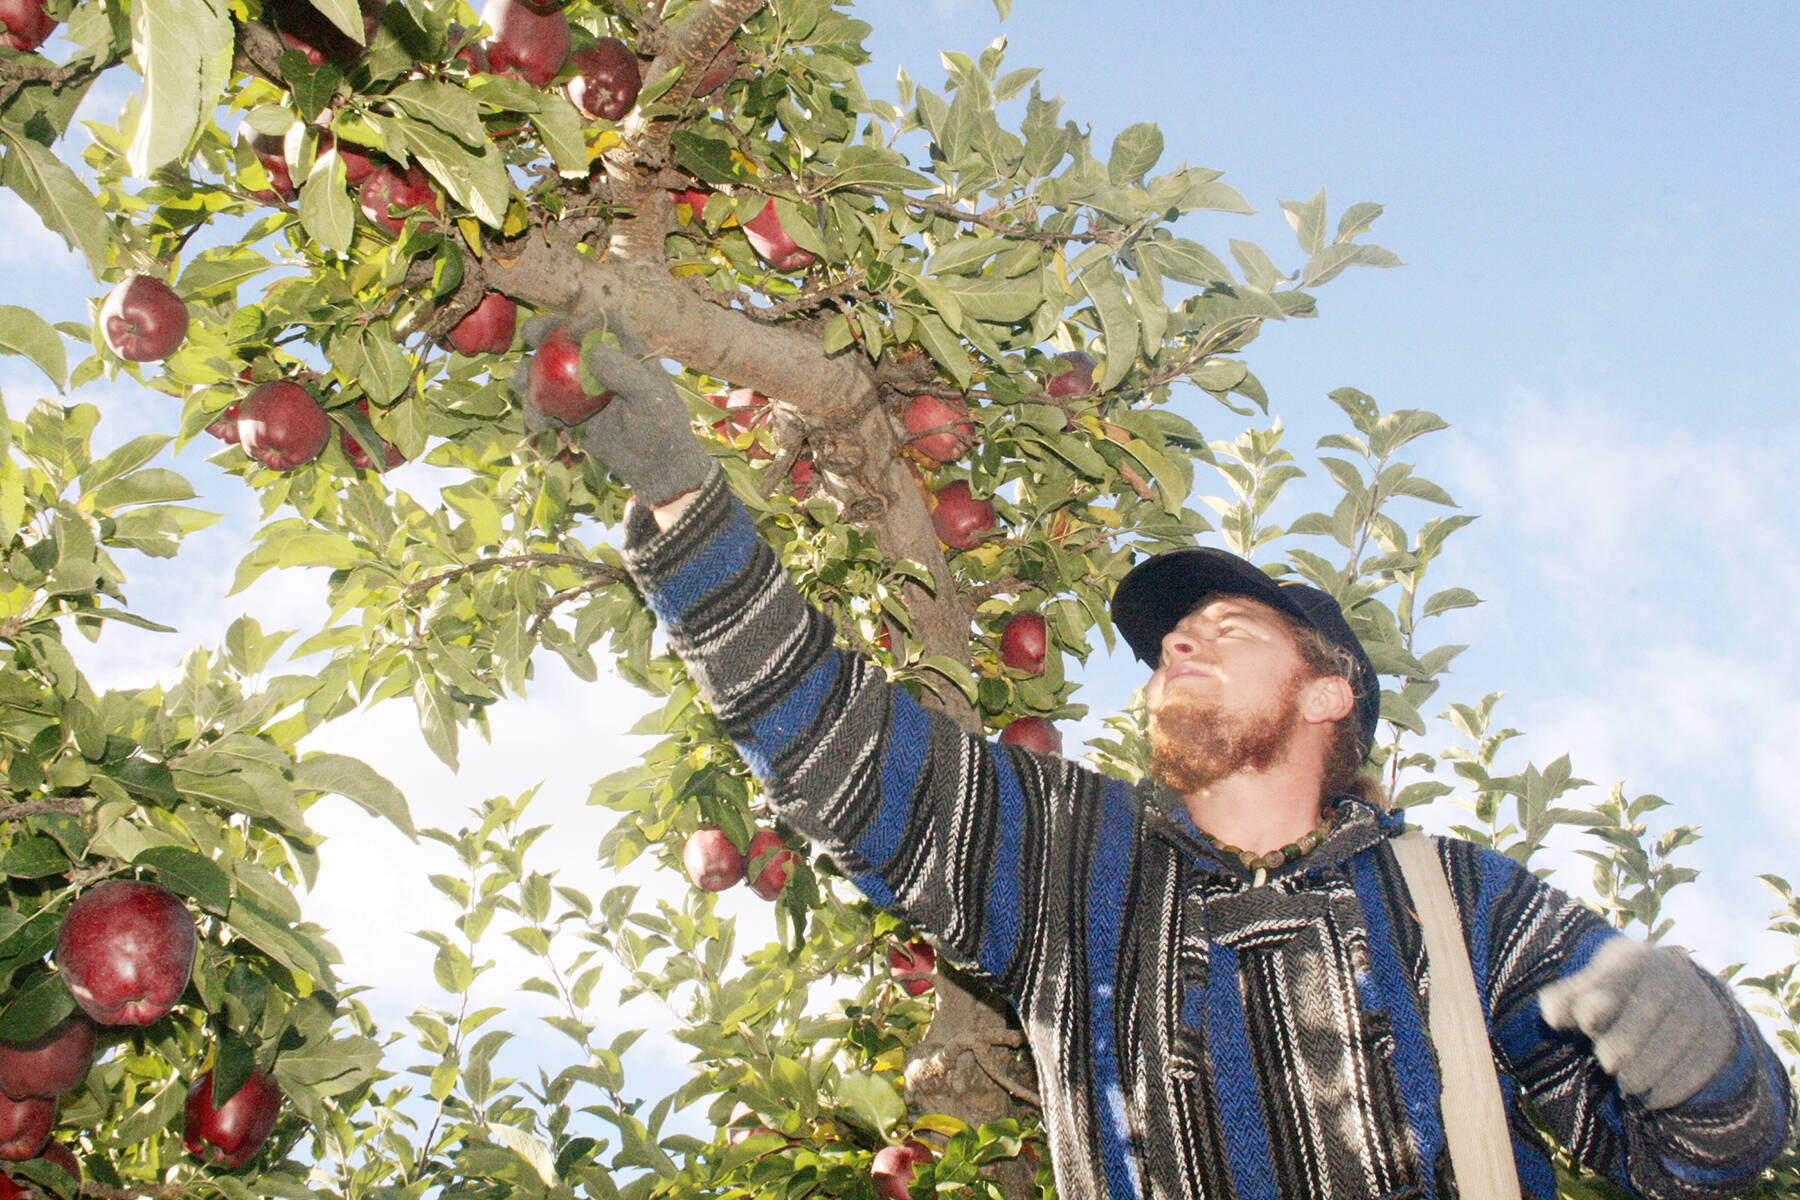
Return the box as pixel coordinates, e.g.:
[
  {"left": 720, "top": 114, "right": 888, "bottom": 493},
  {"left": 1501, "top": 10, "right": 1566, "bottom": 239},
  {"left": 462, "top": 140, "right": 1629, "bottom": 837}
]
[{"left": 550, "top": 318, "right": 1792, "bottom": 1199}]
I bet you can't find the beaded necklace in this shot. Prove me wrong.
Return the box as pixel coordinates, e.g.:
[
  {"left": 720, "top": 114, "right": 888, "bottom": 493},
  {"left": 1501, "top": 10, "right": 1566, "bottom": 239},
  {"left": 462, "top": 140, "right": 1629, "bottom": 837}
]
[{"left": 1195, "top": 806, "right": 1339, "bottom": 887}]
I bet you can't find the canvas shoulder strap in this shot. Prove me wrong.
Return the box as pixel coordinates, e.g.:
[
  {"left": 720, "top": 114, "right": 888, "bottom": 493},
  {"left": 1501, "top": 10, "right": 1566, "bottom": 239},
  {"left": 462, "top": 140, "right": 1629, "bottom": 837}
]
[{"left": 1391, "top": 830, "right": 1522, "bottom": 1200}]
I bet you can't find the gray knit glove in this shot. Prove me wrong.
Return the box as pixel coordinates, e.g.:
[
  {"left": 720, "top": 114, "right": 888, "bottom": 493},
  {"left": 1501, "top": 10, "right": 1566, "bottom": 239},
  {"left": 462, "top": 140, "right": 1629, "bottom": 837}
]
[
  {"left": 1537, "top": 938, "right": 1736, "bottom": 1109},
  {"left": 514, "top": 314, "right": 712, "bottom": 510}
]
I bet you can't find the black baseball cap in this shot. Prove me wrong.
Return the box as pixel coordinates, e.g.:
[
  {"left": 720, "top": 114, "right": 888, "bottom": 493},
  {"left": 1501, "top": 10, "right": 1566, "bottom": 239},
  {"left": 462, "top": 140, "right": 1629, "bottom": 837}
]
[{"left": 1111, "top": 547, "right": 1381, "bottom": 759}]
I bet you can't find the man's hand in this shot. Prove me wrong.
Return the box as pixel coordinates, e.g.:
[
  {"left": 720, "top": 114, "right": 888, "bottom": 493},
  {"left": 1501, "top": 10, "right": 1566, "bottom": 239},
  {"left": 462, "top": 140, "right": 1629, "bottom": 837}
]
[
  {"left": 1537, "top": 938, "right": 1736, "bottom": 1110},
  {"left": 511, "top": 313, "right": 713, "bottom": 510}
]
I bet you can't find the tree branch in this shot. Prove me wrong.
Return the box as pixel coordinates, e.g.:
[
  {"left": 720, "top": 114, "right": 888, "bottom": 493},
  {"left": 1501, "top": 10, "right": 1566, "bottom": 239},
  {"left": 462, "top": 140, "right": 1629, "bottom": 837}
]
[
  {"left": 401, "top": 554, "right": 628, "bottom": 599},
  {"left": 0, "top": 797, "right": 88, "bottom": 822}
]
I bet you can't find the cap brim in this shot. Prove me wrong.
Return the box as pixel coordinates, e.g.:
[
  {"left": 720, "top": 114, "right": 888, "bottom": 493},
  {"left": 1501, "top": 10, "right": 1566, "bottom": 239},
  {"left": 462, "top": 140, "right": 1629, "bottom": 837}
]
[{"left": 1112, "top": 547, "right": 1313, "bottom": 666}]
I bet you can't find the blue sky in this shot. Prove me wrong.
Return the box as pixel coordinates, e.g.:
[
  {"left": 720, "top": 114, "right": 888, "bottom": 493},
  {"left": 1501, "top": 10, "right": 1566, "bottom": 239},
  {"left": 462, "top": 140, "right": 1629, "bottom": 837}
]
[{"left": 3, "top": 0, "right": 1796, "bottom": 1131}]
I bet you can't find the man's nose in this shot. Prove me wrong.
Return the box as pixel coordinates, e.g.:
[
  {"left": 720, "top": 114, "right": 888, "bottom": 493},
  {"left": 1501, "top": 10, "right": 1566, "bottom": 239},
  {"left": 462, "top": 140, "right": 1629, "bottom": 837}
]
[{"left": 1162, "top": 626, "right": 1205, "bottom": 660}]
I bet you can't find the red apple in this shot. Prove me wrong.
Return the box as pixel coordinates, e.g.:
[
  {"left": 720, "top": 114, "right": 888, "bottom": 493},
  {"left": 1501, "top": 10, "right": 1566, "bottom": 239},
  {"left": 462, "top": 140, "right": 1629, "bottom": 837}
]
[
  {"left": 0, "top": 0, "right": 56, "bottom": 53},
  {"left": 340, "top": 398, "right": 404, "bottom": 471},
  {"left": 479, "top": 0, "right": 569, "bottom": 88},
  {"left": 239, "top": 122, "right": 296, "bottom": 203},
  {"left": 670, "top": 187, "right": 709, "bottom": 225},
  {"left": 525, "top": 324, "right": 612, "bottom": 423},
  {"left": 237, "top": 381, "right": 330, "bottom": 471},
  {"left": 998, "top": 612, "right": 1048, "bottom": 676},
  {"left": 205, "top": 403, "right": 241, "bottom": 444},
  {"left": 745, "top": 830, "right": 796, "bottom": 901},
  {"left": 682, "top": 828, "right": 744, "bottom": 893},
  {"left": 0, "top": 1016, "right": 95, "bottom": 1101},
  {"left": 267, "top": 0, "right": 382, "bottom": 67},
  {"left": 725, "top": 1101, "right": 781, "bottom": 1145},
  {"left": 929, "top": 480, "right": 995, "bottom": 550},
  {"left": 787, "top": 454, "right": 816, "bottom": 496},
  {"left": 183, "top": 1067, "right": 281, "bottom": 1168},
  {"left": 998, "top": 716, "right": 1061, "bottom": 757},
  {"left": 358, "top": 163, "right": 440, "bottom": 235},
  {"left": 98, "top": 276, "right": 189, "bottom": 363},
  {"left": 319, "top": 132, "right": 378, "bottom": 183},
  {"left": 871, "top": 1141, "right": 933, "bottom": 1200},
  {"left": 886, "top": 938, "right": 935, "bottom": 997},
  {"left": 902, "top": 394, "right": 974, "bottom": 464},
  {"left": 708, "top": 387, "right": 772, "bottom": 458},
  {"left": 55, "top": 880, "right": 196, "bottom": 1027},
  {"left": 564, "top": 37, "right": 640, "bottom": 121},
  {"left": 1045, "top": 350, "right": 1095, "bottom": 399},
  {"left": 743, "top": 199, "right": 814, "bottom": 271},
  {"left": 0, "top": 1138, "right": 79, "bottom": 1194},
  {"left": 0, "top": 1097, "right": 49, "bottom": 1163},
  {"left": 444, "top": 292, "right": 517, "bottom": 356}
]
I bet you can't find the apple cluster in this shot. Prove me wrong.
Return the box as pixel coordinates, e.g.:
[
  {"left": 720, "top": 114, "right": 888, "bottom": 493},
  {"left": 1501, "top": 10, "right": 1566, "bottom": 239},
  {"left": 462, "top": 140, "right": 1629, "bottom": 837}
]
[
  {"left": 0, "top": 880, "right": 284, "bottom": 1177},
  {"left": 681, "top": 828, "right": 797, "bottom": 901}
]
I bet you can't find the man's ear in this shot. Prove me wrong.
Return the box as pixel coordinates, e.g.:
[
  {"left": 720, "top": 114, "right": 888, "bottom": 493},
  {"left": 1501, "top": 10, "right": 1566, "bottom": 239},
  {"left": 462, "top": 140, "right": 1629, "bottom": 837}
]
[{"left": 1300, "top": 675, "right": 1356, "bottom": 726}]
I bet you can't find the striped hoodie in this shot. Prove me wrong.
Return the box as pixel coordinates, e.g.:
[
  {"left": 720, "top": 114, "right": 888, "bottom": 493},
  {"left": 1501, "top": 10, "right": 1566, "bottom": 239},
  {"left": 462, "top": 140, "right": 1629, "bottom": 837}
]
[{"left": 621, "top": 467, "right": 1792, "bottom": 1200}]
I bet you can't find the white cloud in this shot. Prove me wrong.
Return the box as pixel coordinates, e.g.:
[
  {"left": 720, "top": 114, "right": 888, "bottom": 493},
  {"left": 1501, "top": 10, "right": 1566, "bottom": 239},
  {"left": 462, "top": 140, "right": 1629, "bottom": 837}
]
[
  {"left": 1439, "top": 389, "right": 1800, "bottom": 978},
  {"left": 0, "top": 193, "right": 84, "bottom": 272}
]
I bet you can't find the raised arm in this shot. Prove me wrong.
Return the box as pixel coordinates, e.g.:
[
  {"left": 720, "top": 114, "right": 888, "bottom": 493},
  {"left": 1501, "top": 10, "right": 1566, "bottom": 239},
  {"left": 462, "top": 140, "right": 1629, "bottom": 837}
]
[{"left": 543, "top": 314, "right": 1114, "bottom": 995}]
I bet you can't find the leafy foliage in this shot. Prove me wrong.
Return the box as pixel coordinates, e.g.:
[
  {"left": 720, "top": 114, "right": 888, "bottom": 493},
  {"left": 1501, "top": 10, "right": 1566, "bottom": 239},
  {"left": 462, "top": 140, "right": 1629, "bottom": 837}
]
[{"left": 0, "top": 1, "right": 1790, "bottom": 1197}]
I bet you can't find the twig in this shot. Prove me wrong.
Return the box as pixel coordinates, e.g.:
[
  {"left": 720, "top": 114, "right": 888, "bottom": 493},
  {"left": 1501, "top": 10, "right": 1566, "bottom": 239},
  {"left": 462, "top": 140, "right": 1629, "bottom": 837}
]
[
  {"left": 76, "top": 1182, "right": 189, "bottom": 1200},
  {"left": 527, "top": 580, "right": 618, "bottom": 636},
  {"left": 401, "top": 554, "right": 627, "bottom": 599},
  {"left": 842, "top": 185, "right": 1117, "bottom": 249},
  {"left": 0, "top": 797, "right": 88, "bottom": 823}
]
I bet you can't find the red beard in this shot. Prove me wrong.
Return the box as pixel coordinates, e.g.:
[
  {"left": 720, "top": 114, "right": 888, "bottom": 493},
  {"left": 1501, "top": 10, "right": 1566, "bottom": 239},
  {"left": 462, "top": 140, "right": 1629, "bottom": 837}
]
[{"left": 1148, "top": 673, "right": 1305, "bottom": 793}]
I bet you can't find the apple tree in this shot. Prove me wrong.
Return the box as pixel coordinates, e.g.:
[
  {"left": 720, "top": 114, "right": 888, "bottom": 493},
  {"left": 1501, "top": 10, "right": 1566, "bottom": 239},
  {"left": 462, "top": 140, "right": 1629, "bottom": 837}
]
[{"left": 0, "top": 0, "right": 1795, "bottom": 1197}]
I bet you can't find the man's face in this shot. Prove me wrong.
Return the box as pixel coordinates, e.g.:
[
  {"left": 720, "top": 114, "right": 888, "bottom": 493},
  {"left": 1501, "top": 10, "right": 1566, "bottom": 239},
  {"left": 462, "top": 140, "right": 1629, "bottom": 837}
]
[{"left": 1145, "top": 596, "right": 1313, "bottom": 791}]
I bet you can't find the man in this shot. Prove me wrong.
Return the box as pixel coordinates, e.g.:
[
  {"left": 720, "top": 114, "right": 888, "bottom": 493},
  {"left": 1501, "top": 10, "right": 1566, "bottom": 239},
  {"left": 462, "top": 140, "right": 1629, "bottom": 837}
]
[{"left": 549, "top": 318, "right": 1792, "bottom": 1199}]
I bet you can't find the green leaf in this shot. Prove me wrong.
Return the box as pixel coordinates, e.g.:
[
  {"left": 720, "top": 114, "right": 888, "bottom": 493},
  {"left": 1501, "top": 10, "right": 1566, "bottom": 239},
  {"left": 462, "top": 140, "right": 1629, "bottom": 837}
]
[
  {"left": 299, "top": 147, "right": 354, "bottom": 255},
  {"left": 307, "top": 0, "right": 368, "bottom": 43},
  {"left": 1076, "top": 266, "right": 1136, "bottom": 390},
  {"left": 170, "top": 767, "right": 310, "bottom": 833},
  {"left": 413, "top": 676, "right": 460, "bottom": 768},
  {"left": 0, "top": 908, "right": 59, "bottom": 972},
  {"left": 837, "top": 1071, "right": 906, "bottom": 1137},
  {"left": 1336, "top": 200, "right": 1385, "bottom": 242},
  {"left": 532, "top": 96, "right": 589, "bottom": 177},
  {"left": 211, "top": 1028, "right": 256, "bottom": 1110},
  {"left": 91, "top": 467, "right": 195, "bottom": 511},
  {"left": 488, "top": 1125, "right": 559, "bottom": 1186},
  {"left": 0, "top": 306, "right": 67, "bottom": 391},
  {"left": 81, "top": 434, "right": 170, "bottom": 497},
  {"left": 1281, "top": 189, "right": 1328, "bottom": 255},
  {"left": 291, "top": 753, "right": 416, "bottom": 839},
  {"left": 406, "top": 123, "right": 510, "bottom": 228},
  {"left": 1135, "top": 239, "right": 1233, "bottom": 286},
  {"left": 0, "top": 972, "right": 73, "bottom": 1042},
  {"left": 1422, "top": 587, "right": 1480, "bottom": 618},
  {"left": 387, "top": 81, "right": 485, "bottom": 148},
  {"left": 0, "top": 134, "right": 114, "bottom": 272},
  {"left": 276, "top": 1034, "right": 381, "bottom": 1097},
  {"left": 1107, "top": 122, "right": 1163, "bottom": 185},
  {"left": 2, "top": 836, "right": 71, "bottom": 879},
  {"left": 127, "top": 0, "right": 234, "bottom": 178},
  {"left": 912, "top": 312, "right": 972, "bottom": 390},
  {"left": 1229, "top": 240, "right": 1283, "bottom": 290},
  {"left": 134, "top": 846, "right": 233, "bottom": 913},
  {"left": 112, "top": 1077, "right": 184, "bottom": 1146},
  {"left": 1302, "top": 241, "right": 1402, "bottom": 287}
]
